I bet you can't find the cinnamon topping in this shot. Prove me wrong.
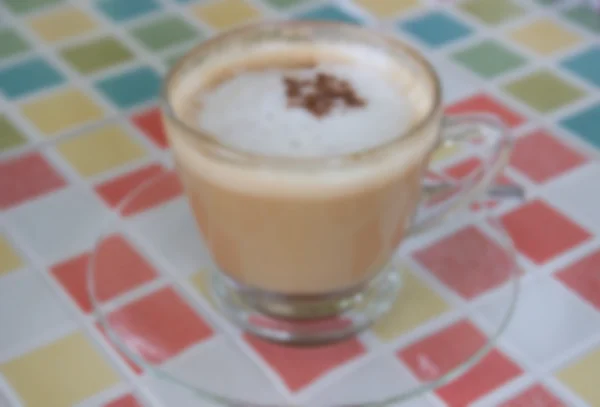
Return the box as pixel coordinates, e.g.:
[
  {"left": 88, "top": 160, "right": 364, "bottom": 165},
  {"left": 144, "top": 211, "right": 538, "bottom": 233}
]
[{"left": 283, "top": 72, "right": 366, "bottom": 118}]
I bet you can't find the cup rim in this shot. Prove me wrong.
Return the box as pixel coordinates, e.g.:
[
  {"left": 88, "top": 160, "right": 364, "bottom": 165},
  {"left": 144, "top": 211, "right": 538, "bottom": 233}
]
[{"left": 161, "top": 20, "right": 443, "bottom": 170}]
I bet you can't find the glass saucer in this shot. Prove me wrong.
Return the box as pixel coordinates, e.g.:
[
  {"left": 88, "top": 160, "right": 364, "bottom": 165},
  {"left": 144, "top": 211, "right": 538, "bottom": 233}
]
[{"left": 87, "top": 168, "right": 521, "bottom": 407}]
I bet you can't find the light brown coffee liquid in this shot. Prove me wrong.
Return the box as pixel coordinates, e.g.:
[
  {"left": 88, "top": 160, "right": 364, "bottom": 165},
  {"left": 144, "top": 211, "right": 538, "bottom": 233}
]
[{"left": 165, "top": 43, "right": 439, "bottom": 295}]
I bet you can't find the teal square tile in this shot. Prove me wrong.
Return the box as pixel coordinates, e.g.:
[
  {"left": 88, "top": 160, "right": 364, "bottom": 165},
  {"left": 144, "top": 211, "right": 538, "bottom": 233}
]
[
  {"left": 0, "top": 29, "right": 31, "bottom": 60},
  {"left": 561, "top": 103, "right": 600, "bottom": 149},
  {"left": 452, "top": 40, "right": 526, "bottom": 78},
  {"left": 564, "top": 5, "right": 600, "bottom": 34},
  {"left": 4, "top": 0, "right": 64, "bottom": 14},
  {"left": 503, "top": 70, "right": 586, "bottom": 113},
  {"left": 460, "top": 0, "right": 525, "bottom": 25},
  {"left": 60, "top": 37, "right": 134, "bottom": 74},
  {"left": 96, "top": 0, "right": 161, "bottom": 22},
  {"left": 95, "top": 66, "right": 161, "bottom": 108},
  {"left": 400, "top": 11, "right": 472, "bottom": 48},
  {"left": 0, "top": 58, "right": 64, "bottom": 99},
  {"left": 296, "top": 4, "right": 362, "bottom": 24},
  {"left": 562, "top": 46, "right": 600, "bottom": 88},
  {"left": 131, "top": 15, "right": 200, "bottom": 52}
]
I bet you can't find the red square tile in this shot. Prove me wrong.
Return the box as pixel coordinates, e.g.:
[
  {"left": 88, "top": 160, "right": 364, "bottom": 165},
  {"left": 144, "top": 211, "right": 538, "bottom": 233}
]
[
  {"left": 413, "top": 226, "right": 514, "bottom": 299},
  {"left": 95, "top": 166, "right": 182, "bottom": 216},
  {"left": 108, "top": 287, "right": 213, "bottom": 364},
  {"left": 131, "top": 107, "right": 168, "bottom": 149},
  {"left": 105, "top": 394, "right": 141, "bottom": 407},
  {"left": 51, "top": 235, "right": 157, "bottom": 313},
  {"left": 244, "top": 334, "right": 365, "bottom": 392},
  {"left": 97, "top": 321, "right": 144, "bottom": 374},
  {"left": 437, "top": 351, "right": 522, "bottom": 406},
  {"left": 499, "top": 384, "right": 566, "bottom": 407},
  {"left": 399, "top": 320, "right": 522, "bottom": 407},
  {"left": 0, "top": 152, "right": 66, "bottom": 209},
  {"left": 510, "top": 129, "right": 587, "bottom": 183},
  {"left": 444, "top": 157, "right": 517, "bottom": 210},
  {"left": 445, "top": 94, "right": 526, "bottom": 128},
  {"left": 501, "top": 200, "right": 591, "bottom": 264},
  {"left": 555, "top": 249, "right": 600, "bottom": 310},
  {"left": 399, "top": 320, "right": 487, "bottom": 379},
  {"left": 95, "top": 164, "right": 164, "bottom": 207}
]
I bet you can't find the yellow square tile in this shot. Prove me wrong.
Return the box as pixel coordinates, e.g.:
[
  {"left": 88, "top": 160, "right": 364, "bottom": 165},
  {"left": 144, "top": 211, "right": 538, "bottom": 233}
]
[
  {"left": 0, "top": 235, "right": 23, "bottom": 276},
  {"left": 29, "top": 6, "right": 98, "bottom": 43},
  {"left": 431, "top": 142, "right": 460, "bottom": 163},
  {"left": 21, "top": 88, "right": 105, "bottom": 137},
  {"left": 510, "top": 19, "right": 582, "bottom": 55},
  {"left": 57, "top": 124, "right": 147, "bottom": 178},
  {"left": 192, "top": 0, "right": 262, "bottom": 30},
  {"left": 190, "top": 270, "right": 216, "bottom": 308},
  {"left": 372, "top": 268, "right": 450, "bottom": 341},
  {"left": 0, "top": 332, "right": 120, "bottom": 407},
  {"left": 556, "top": 346, "right": 600, "bottom": 405},
  {"left": 354, "top": 0, "right": 420, "bottom": 18}
]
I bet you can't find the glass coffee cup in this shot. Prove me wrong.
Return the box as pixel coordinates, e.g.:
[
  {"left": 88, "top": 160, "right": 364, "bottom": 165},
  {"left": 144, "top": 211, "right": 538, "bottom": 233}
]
[{"left": 161, "top": 21, "right": 515, "bottom": 344}]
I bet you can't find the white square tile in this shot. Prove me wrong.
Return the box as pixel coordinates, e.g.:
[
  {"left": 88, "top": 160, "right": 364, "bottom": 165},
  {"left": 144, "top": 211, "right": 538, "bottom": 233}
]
[
  {"left": 0, "top": 268, "right": 74, "bottom": 356},
  {"left": 4, "top": 186, "right": 110, "bottom": 264},
  {"left": 429, "top": 55, "right": 482, "bottom": 105},
  {"left": 144, "top": 338, "right": 286, "bottom": 406},
  {"left": 127, "top": 197, "right": 213, "bottom": 279},
  {"left": 307, "top": 355, "right": 437, "bottom": 407},
  {"left": 475, "top": 277, "right": 600, "bottom": 366},
  {"left": 542, "top": 162, "right": 600, "bottom": 235}
]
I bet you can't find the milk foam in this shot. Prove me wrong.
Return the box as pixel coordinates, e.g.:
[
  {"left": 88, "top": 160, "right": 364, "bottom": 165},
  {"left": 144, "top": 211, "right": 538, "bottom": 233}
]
[
  {"left": 194, "top": 54, "right": 415, "bottom": 157},
  {"left": 169, "top": 42, "right": 438, "bottom": 196}
]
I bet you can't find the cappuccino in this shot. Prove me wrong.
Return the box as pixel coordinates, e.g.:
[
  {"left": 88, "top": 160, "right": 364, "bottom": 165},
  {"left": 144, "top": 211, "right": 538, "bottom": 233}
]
[{"left": 165, "top": 41, "right": 439, "bottom": 294}]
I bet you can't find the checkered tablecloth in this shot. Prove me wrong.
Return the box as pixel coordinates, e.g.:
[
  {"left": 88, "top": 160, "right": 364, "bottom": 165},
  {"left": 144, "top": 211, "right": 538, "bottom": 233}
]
[{"left": 1, "top": 0, "right": 600, "bottom": 406}]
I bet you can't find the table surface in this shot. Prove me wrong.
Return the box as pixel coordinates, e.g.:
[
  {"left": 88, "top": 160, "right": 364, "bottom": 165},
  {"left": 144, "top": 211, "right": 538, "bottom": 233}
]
[{"left": 1, "top": 0, "right": 600, "bottom": 406}]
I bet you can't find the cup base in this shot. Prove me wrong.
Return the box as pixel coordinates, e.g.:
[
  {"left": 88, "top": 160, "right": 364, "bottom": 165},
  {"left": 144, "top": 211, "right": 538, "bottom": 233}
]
[{"left": 210, "top": 264, "right": 403, "bottom": 345}]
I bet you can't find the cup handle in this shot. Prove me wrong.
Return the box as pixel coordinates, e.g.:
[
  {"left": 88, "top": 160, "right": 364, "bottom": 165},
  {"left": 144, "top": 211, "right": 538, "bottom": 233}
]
[{"left": 409, "top": 113, "right": 523, "bottom": 235}]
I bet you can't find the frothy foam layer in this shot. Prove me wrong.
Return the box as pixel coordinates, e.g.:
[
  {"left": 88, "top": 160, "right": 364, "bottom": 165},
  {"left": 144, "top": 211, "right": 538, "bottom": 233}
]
[{"left": 195, "top": 64, "right": 413, "bottom": 157}]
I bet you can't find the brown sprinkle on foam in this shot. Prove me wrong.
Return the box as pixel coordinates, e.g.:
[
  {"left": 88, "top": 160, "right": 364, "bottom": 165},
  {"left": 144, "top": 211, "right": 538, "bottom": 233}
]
[{"left": 283, "top": 72, "right": 366, "bottom": 118}]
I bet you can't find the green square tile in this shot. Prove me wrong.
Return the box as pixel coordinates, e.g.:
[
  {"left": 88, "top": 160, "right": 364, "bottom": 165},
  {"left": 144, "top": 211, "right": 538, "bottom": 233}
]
[
  {"left": 564, "top": 5, "right": 600, "bottom": 34},
  {"left": 131, "top": 15, "right": 199, "bottom": 52},
  {"left": 453, "top": 40, "right": 526, "bottom": 78},
  {"left": 0, "top": 116, "right": 27, "bottom": 151},
  {"left": 504, "top": 70, "right": 586, "bottom": 113},
  {"left": 60, "top": 37, "right": 134, "bottom": 74},
  {"left": 4, "top": 0, "right": 64, "bottom": 14},
  {"left": 460, "top": 0, "right": 525, "bottom": 25},
  {"left": 263, "top": 0, "right": 310, "bottom": 8},
  {"left": 0, "top": 29, "right": 30, "bottom": 60}
]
